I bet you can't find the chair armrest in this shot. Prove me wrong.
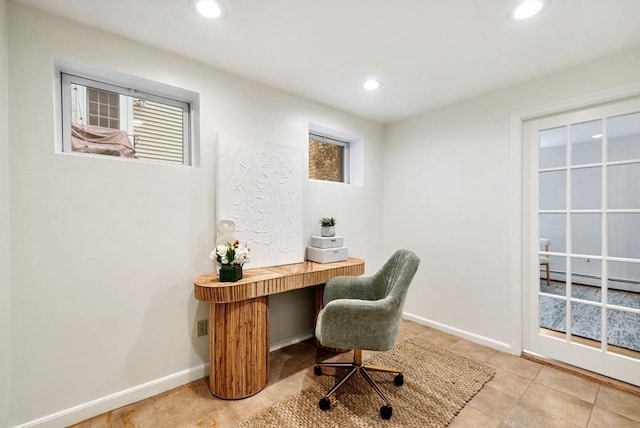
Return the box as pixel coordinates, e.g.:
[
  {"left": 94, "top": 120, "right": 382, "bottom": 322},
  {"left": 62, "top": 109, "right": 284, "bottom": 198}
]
[
  {"left": 316, "top": 297, "right": 400, "bottom": 351},
  {"left": 323, "top": 275, "right": 375, "bottom": 305}
]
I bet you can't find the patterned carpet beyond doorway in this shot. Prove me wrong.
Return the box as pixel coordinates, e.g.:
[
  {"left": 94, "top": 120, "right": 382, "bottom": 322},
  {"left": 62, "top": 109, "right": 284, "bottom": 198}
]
[{"left": 539, "top": 281, "right": 640, "bottom": 352}]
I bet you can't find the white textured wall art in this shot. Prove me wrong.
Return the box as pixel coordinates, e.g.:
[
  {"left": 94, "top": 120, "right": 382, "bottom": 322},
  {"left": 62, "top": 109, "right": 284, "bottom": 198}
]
[{"left": 216, "top": 134, "right": 304, "bottom": 268}]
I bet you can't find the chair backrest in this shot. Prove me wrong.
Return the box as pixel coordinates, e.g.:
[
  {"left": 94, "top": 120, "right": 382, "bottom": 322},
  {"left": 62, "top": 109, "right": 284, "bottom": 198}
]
[
  {"left": 371, "top": 249, "right": 421, "bottom": 308},
  {"left": 315, "top": 249, "right": 421, "bottom": 352},
  {"left": 540, "top": 238, "right": 551, "bottom": 252}
]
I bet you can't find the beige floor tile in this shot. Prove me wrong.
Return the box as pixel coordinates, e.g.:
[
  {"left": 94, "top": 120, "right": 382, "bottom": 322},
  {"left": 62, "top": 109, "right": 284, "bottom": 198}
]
[
  {"left": 398, "top": 319, "right": 431, "bottom": 337},
  {"left": 208, "top": 406, "right": 245, "bottom": 428},
  {"left": 448, "top": 339, "right": 498, "bottom": 362},
  {"left": 467, "top": 384, "right": 519, "bottom": 420},
  {"left": 488, "top": 352, "right": 542, "bottom": 380},
  {"left": 154, "top": 381, "right": 219, "bottom": 427},
  {"left": 487, "top": 367, "right": 534, "bottom": 398},
  {"left": 397, "top": 319, "right": 425, "bottom": 334},
  {"left": 534, "top": 366, "right": 600, "bottom": 403},
  {"left": 418, "top": 327, "right": 462, "bottom": 348},
  {"left": 449, "top": 405, "right": 503, "bottom": 428},
  {"left": 503, "top": 401, "right": 582, "bottom": 428},
  {"left": 588, "top": 406, "right": 640, "bottom": 428},
  {"left": 595, "top": 385, "right": 640, "bottom": 422},
  {"left": 266, "top": 368, "right": 317, "bottom": 401},
  {"left": 110, "top": 397, "right": 159, "bottom": 428},
  {"left": 181, "top": 415, "right": 220, "bottom": 428},
  {"left": 520, "top": 382, "right": 592, "bottom": 427},
  {"left": 68, "top": 412, "right": 113, "bottom": 428}
]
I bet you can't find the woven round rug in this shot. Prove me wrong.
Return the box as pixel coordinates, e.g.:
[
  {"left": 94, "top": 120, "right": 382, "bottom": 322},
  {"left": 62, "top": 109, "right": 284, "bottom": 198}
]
[{"left": 234, "top": 336, "right": 495, "bottom": 427}]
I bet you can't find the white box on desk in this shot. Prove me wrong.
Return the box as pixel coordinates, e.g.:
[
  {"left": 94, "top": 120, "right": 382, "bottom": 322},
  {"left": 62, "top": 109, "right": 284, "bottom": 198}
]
[
  {"left": 306, "top": 247, "right": 348, "bottom": 264},
  {"left": 310, "top": 235, "right": 344, "bottom": 249}
]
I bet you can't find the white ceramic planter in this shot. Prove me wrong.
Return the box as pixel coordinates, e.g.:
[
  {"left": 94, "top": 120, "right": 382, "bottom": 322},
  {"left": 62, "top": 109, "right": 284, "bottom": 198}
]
[{"left": 320, "top": 225, "right": 335, "bottom": 237}]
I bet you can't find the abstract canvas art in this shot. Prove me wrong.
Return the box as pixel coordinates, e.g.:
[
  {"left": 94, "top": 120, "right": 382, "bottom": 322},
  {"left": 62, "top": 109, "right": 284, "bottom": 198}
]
[{"left": 216, "top": 134, "right": 304, "bottom": 268}]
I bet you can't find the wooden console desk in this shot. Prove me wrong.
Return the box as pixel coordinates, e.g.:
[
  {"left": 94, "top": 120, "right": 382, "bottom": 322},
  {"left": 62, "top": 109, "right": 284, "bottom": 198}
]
[{"left": 194, "top": 257, "right": 364, "bottom": 399}]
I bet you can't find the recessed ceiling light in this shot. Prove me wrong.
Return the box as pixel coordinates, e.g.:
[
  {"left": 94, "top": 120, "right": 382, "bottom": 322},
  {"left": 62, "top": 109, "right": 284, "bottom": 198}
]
[
  {"left": 191, "top": 0, "right": 225, "bottom": 19},
  {"left": 509, "top": 0, "right": 549, "bottom": 21},
  {"left": 363, "top": 79, "right": 382, "bottom": 91},
  {"left": 592, "top": 134, "right": 603, "bottom": 139}
]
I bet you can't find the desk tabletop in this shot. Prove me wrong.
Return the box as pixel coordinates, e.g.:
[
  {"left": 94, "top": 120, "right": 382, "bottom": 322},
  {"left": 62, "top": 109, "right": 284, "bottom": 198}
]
[{"left": 194, "top": 257, "right": 365, "bottom": 303}]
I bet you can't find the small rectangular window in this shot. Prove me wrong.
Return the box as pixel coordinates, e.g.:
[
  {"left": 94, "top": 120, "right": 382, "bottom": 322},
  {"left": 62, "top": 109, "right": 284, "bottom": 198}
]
[
  {"left": 61, "top": 72, "right": 192, "bottom": 165},
  {"left": 309, "top": 133, "right": 350, "bottom": 183}
]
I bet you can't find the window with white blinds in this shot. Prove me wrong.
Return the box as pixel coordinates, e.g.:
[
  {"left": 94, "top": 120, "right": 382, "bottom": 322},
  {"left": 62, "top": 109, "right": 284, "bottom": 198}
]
[
  {"left": 133, "top": 100, "right": 184, "bottom": 163},
  {"left": 60, "top": 70, "right": 194, "bottom": 166}
]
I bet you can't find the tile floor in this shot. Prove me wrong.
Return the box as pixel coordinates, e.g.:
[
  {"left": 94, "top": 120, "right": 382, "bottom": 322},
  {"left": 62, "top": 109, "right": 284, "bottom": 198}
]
[{"left": 70, "top": 320, "right": 640, "bottom": 428}]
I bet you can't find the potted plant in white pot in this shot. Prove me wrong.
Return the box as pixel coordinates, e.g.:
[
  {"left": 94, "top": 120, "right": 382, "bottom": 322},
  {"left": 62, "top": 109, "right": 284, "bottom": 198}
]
[{"left": 319, "top": 217, "right": 336, "bottom": 237}]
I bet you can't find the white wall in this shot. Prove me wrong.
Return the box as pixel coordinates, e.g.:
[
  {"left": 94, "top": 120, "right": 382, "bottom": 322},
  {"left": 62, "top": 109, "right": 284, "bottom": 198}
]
[
  {"left": 0, "top": 0, "right": 11, "bottom": 426},
  {"left": 7, "top": 3, "right": 384, "bottom": 426},
  {"left": 385, "top": 46, "right": 640, "bottom": 348}
]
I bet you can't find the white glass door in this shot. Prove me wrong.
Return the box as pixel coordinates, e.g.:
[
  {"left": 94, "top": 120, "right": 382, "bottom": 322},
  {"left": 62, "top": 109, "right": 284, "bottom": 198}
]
[{"left": 523, "top": 97, "right": 640, "bottom": 386}]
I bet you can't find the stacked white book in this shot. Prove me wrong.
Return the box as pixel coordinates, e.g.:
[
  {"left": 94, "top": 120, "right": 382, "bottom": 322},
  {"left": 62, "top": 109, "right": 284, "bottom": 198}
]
[{"left": 306, "top": 236, "right": 348, "bottom": 264}]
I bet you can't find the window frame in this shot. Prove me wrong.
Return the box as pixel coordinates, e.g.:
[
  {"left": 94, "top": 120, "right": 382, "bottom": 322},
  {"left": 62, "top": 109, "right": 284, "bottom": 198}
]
[
  {"left": 308, "top": 131, "right": 351, "bottom": 184},
  {"left": 57, "top": 62, "right": 197, "bottom": 166}
]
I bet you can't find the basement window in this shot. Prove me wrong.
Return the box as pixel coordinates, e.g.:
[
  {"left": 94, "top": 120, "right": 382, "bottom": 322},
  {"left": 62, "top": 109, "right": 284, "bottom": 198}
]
[
  {"left": 309, "top": 132, "right": 350, "bottom": 183},
  {"left": 59, "top": 67, "right": 197, "bottom": 165}
]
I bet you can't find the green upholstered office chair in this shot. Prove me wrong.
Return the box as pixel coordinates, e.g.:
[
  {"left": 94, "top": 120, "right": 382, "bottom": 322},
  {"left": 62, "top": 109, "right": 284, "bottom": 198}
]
[{"left": 314, "top": 249, "right": 421, "bottom": 420}]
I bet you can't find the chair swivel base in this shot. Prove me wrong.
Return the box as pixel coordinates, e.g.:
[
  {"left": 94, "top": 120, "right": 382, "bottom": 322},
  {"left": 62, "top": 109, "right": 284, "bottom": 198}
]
[{"left": 314, "top": 349, "right": 404, "bottom": 420}]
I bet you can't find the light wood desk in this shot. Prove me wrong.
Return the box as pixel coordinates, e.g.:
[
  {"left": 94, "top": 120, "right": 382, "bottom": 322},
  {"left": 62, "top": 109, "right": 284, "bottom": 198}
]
[{"left": 194, "top": 257, "right": 365, "bottom": 399}]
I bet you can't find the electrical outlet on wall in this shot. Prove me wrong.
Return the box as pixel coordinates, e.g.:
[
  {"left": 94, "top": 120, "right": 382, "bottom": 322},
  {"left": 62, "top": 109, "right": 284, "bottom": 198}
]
[{"left": 197, "top": 319, "right": 208, "bottom": 337}]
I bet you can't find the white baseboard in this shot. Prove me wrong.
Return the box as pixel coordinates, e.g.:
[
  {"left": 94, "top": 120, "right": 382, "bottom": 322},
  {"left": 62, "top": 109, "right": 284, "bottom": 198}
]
[
  {"left": 11, "top": 364, "right": 210, "bottom": 428},
  {"left": 403, "top": 312, "right": 515, "bottom": 355},
  {"left": 269, "top": 330, "right": 314, "bottom": 352},
  {"left": 14, "top": 331, "right": 317, "bottom": 428}
]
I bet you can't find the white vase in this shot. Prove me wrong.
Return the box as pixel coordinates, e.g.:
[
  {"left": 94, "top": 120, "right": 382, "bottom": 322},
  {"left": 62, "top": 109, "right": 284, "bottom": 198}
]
[{"left": 321, "top": 225, "right": 335, "bottom": 237}]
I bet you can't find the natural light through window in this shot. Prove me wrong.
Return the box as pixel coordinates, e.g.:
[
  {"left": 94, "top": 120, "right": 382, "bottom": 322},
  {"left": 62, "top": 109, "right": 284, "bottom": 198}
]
[{"left": 59, "top": 69, "right": 196, "bottom": 165}]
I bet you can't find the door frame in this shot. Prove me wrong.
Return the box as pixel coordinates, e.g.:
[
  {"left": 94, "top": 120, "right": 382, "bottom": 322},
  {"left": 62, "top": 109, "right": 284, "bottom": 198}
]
[{"left": 509, "top": 81, "right": 640, "bottom": 356}]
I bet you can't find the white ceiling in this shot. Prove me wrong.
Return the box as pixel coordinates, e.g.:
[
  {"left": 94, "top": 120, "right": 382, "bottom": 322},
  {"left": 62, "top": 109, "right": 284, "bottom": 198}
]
[{"left": 13, "top": 0, "right": 640, "bottom": 124}]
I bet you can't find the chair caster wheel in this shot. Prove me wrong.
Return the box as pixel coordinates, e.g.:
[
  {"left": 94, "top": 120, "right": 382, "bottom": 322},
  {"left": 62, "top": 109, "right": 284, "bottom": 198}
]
[
  {"left": 380, "top": 405, "right": 393, "bottom": 419},
  {"left": 394, "top": 374, "right": 404, "bottom": 386},
  {"left": 314, "top": 366, "right": 322, "bottom": 376},
  {"left": 319, "top": 397, "right": 331, "bottom": 411}
]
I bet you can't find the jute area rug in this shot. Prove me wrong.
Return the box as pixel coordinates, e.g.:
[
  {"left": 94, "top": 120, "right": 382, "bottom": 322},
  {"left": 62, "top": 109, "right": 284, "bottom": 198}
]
[{"left": 235, "top": 337, "right": 495, "bottom": 427}]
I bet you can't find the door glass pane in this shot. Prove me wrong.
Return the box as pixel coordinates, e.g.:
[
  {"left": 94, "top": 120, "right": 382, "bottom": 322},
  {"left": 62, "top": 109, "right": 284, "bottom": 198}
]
[
  {"left": 608, "top": 213, "right": 640, "bottom": 259},
  {"left": 571, "top": 120, "right": 602, "bottom": 165},
  {"left": 539, "top": 170, "right": 566, "bottom": 210},
  {"left": 572, "top": 167, "right": 601, "bottom": 209},
  {"left": 608, "top": 261, "right": 640, "bottom": 309},
  {"left": 571, "top": 258, "right": 601, "bottom": 302},
  {"left": 572, "top": 214, "right": 601, "bottom": 256},
  {"left": 540, "top": 255, "right": 565, "bottom": 295},
  {"left": 607, "top": 309, "right": 640, "bottom": 355},
  {"left": 608, "top": 163, "right": 640, "bottom": 209},
  {"left": 608, "top": 112, "right": 640, "bottom": 162},
  {"left": 539, "top": 295, "right": 565, "bottom": 335},
  {"left": 540, "top": 214, "right": 566, "bottom": 252},
  {"left": 571, "top": 301, "right": 601, "bottom": 349},
  {"left": 540, "top": 126, "right": 566, "bottom": 169}
]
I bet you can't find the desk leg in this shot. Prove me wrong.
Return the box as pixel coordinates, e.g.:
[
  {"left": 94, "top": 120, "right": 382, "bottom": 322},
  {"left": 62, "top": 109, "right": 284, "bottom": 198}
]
[{"left": 209, "top": 297, "right": 269, "bottom": 399}]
